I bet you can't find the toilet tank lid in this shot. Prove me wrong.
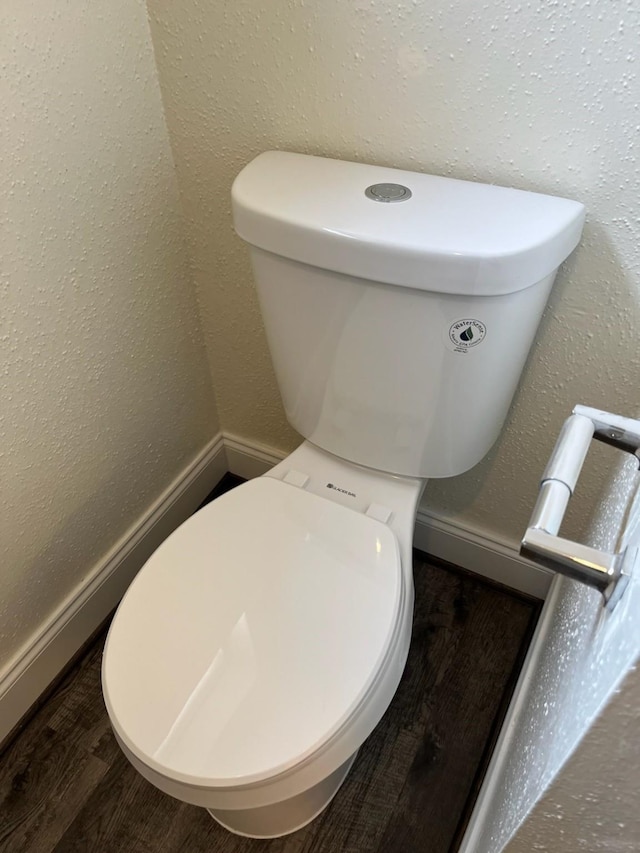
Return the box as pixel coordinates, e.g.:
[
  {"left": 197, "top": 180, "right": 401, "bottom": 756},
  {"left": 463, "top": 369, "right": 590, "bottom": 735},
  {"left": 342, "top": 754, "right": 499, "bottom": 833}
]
[{"left": 232, "top": 151, "right": 585, "bottom": 295}]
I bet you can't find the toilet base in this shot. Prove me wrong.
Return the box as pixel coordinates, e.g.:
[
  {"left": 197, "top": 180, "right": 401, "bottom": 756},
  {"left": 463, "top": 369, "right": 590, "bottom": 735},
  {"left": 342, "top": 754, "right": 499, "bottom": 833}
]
[{"left": 207, "top": 752, "right": 358, "bottom": 838}]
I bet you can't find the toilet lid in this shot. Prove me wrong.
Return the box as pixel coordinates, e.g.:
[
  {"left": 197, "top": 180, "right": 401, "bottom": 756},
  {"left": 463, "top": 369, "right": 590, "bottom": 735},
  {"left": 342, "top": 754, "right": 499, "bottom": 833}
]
[{"left": 103, "top": 477, "right": 402, "bottom": 787}]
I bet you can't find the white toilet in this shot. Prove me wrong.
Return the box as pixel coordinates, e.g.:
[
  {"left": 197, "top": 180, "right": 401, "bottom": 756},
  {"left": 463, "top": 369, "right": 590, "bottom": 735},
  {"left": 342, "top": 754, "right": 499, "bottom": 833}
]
[{"left": 102, "top": 152, "right": 584, "bottom": 838}]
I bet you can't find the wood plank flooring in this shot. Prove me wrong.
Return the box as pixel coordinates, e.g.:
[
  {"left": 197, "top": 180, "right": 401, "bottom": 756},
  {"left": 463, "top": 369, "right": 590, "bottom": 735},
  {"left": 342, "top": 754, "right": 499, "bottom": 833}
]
[{"left": 0, "top": 553, "right": 538, "bottom": 853}]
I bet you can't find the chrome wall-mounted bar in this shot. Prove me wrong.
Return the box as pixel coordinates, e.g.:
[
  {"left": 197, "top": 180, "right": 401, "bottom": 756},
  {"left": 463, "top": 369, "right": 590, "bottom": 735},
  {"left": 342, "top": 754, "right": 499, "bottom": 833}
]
[{"left": 521, "top": 405, "right": 640, "bottom": 610}]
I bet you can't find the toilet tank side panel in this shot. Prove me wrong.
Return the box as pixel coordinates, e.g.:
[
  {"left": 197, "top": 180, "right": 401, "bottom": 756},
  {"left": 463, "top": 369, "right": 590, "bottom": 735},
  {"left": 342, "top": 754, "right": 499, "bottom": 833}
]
[{"left": 251, "top": 249, "right": 555, "bottom": 478}]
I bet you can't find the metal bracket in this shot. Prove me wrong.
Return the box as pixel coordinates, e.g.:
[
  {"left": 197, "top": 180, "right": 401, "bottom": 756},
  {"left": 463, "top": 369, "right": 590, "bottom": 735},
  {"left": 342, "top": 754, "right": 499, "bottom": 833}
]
[{"left": 520, "top": 405, "right": 640, "bottom": 609}]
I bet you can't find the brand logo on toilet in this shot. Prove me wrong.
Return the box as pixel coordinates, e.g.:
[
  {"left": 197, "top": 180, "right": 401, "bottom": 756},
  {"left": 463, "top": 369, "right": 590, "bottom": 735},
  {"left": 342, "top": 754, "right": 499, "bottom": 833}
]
[
  {"left": 327, "top": 483, "right": 357, "bottom": 498},
  {"left": 448, "top": 319, "right": 487, "bottom": 352}
]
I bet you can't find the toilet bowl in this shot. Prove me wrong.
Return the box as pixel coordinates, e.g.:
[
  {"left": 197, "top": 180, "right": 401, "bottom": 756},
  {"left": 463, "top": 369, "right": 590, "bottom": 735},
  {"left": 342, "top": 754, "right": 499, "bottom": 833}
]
[
  {"left": 103, "top": 442, "right": 424, "bottom": 838},
  {"left": 102, "top": 151, "right": 585, "bottom": 837}
]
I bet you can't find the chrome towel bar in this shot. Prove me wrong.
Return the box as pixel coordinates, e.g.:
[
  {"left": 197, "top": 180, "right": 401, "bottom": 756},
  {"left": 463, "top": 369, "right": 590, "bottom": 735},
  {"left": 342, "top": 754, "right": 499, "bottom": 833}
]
[{"left": 521, "top": 405, "right": 640, "bottom": 609}]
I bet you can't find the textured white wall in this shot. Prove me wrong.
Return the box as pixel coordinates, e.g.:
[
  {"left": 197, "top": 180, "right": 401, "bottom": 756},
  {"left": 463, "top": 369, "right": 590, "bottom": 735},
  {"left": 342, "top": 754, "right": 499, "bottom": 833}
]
[
  {"left": 504, "top": 664, "right": 640, "bottom": 852},
  {"left": 146, "top": 0, "right": 640, "bottom": 547},
  {"left": 461, "top": 457, "right": 640, "bottom": 852},
  {"left": 1, "top": 1, "right": 218, "bottom": 673}
]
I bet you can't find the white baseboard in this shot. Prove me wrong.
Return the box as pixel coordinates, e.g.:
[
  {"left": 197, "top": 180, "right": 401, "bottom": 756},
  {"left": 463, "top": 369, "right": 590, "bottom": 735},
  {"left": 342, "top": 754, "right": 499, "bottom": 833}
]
[
  {"left": 223, "top": 431, "right": 286, "bottom": 479},
  {"left": 223, "top": 434, "right": 552, "bottom": 600},
  {"left": 0, "top": 433, "right": 227, "bottom": 746},
  {"left": 413, "top": 510, "right": 552, "bottom": 600},
  {"left": 457, "top": 574, "right": 562, "bottom": 853}
]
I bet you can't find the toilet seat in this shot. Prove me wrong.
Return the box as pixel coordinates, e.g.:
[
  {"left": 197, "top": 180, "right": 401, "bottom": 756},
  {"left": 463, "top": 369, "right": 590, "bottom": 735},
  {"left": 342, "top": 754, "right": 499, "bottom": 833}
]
[{"left": 103, "top": 477, "right": 402, "bottom": 791}]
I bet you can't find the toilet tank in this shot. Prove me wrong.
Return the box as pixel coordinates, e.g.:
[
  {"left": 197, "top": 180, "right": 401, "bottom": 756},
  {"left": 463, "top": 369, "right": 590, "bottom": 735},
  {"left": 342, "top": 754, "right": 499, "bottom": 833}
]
[{"left": 232, "top": 152, "right": 585, "bottom": 478}]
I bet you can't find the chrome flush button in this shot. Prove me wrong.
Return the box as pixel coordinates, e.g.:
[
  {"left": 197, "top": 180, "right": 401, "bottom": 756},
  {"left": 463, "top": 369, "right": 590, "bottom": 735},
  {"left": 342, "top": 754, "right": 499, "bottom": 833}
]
[{"left": 365, "top": 182, "right": 412, "bottom": 202}]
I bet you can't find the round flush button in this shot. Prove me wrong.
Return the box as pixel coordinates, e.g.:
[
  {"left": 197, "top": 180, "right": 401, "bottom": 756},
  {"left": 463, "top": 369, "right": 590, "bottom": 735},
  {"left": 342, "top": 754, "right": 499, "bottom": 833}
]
[{"left": 365, "top": 182, "right": 412, "bottom": 203}]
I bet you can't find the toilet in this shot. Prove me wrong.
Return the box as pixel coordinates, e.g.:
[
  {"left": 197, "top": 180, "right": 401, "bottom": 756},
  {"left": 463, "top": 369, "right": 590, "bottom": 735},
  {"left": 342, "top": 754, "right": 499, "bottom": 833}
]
[{"left": 102, "top": 152, "right": 585, "bottom": 838}]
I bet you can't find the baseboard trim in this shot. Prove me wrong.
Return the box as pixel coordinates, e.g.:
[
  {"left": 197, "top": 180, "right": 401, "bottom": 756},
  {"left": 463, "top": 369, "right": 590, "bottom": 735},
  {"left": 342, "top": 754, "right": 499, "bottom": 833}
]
[
  {"left": 223, "top": 431, "right": 287, "bottom": 479},
  {"left": 457, "top": 575, "right": 563, "bottom": 853},
  {"left": 413, "top": 510, "right": 552, "bottom": 600},
  {"left": 223, "top": 435, "right": 552, "bottom": 600},
  {"left": 0, "top": 433, "right": 227, "bottom": 746}
]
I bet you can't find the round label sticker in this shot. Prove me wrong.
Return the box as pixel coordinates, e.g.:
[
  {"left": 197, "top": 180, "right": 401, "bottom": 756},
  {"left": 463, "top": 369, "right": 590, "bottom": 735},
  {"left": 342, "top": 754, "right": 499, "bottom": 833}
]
[{"left": 448, "top": 319, "right": 487, "bottom": 353}]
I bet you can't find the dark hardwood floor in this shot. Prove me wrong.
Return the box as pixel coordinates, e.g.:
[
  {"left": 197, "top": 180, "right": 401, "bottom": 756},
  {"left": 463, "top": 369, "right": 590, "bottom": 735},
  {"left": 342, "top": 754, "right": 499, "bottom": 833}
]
[{"left": 0, "top": 547, "right": 538, "bottom": 853}]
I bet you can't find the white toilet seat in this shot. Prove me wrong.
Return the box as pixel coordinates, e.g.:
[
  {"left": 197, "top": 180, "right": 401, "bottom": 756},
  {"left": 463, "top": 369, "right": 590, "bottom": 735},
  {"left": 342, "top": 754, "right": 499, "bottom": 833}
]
[{"left": 102, "top": 477, "right": 403, "bottom": 795}]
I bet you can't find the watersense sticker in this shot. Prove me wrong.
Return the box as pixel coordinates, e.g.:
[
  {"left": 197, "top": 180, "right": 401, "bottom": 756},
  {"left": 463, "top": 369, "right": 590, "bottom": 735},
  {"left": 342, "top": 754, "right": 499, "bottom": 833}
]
[{"left": 447, "top": 319, "right": 487, "bottom": 353}]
